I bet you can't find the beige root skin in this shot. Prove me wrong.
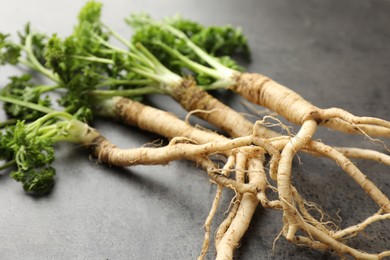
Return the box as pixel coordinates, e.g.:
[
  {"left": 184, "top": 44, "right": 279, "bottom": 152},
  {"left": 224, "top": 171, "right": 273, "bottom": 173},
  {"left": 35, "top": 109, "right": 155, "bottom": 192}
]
[
  {"left": 216, "top": 155, "right": 265, "bottom": 260},
  {"left": 215, "top": 152, "right": 247, "bottom": 250},
  {"left": 107, "top": 96, "right": 390, "bottom": 205},
  {"left": 97, "top": 97, "right": 390, "bottom": 258},
  {"left": 321, "top": 108, "right": 390, "bottom": 135},
  {"left": 198, "top": 185, "right": 224, "bottom": 260},
  {"left": 215, "top": 152, "right": 247, "bottom": 259},
  {"left": 321, "top": 118, "right": 390, "bottom": 137},
  {"left": 272, "top": 136, "right": 390, "bottom": 167},
  {"left": 308, "top": 141, "right": 390, "bottom": 213},
  {"left": 232, "top": 73, "right": 390, "bottom": 137},
  {"left": 191, "top": 70, "right": 390, "bottom": 252},
  {"left": 198, "top": 155, "right": 235, "bottom": 260},
  {"left": 112, "top": 97, "right": 228, "bottom": 143},
  {"left": 172, "top": 78, "right": 279, "bottom": 138},
  {"left": 331, "top": 211, "right": 390, "bottom": 240},
  {"left": 335, "top": 147, "right": 390, "bottom": 166},
  {"left": 204, "top": 115, "right": 280, "bottom": 259},
  {"left": 91, "top": 133, "right": 253, "bottom": 166},
  {"left": 274, "top": 120, "right": 390, "bottom": 259},
  {"left": 302, "top": 223, "right": 388, "bottom": 260},
  {"left": 271, "top": 136, "right": 390, "bottom": 213},
  {"left": 87, "top": 126, "right": 276, "bottom": 171},
  {"left": 277, "top": 120, "right": 318, "bottom": 241},
  {"left": 105, "top": 97, "right": 280, "bottom": 258},
  {"left": 81, "top": 125, "right": 277, "bottom": 197},
  {"left": 89, "top": 135, "right": 264, "bottom": 194},
  {"left": 216, "top": 193, "right": 258, "bottom": 260},
  {"left": 215, "top": 193, "right": 243, "bottom": 250},
  {"left": 291, "top": 187, "right": 332, "bottom": 235},
  {"left": 292, "top": 236, "right": 329, "bottom": 252}
]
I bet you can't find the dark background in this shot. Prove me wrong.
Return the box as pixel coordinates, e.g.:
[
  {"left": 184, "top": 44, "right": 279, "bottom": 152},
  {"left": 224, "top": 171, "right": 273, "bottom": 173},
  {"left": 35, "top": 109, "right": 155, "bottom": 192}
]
[{"left": 0, "top": 0, "right": 389, "bottom": 259}]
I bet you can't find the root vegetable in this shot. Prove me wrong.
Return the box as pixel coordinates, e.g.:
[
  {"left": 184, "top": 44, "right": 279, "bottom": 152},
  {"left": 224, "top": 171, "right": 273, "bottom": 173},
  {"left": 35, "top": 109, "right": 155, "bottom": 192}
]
[
  {"left": 231, "top": 73, "right": 390, "bottom": 137},
  {"left": 0, "top": 96, "right": 264, "bottom": 195},
  {"left": 124, "top": 16, "right": 390, "bottom": 258},
  {"left": 1, "top": 3, "right": 389, "bottom": 259},
  {"left": 97, "top": 95, "right": 390, "bottom": 258},
  {"left": 216, "top": 153, "right": 264, "bottom": 260},
  {"left": 127, "top": 15, "right": 390, "bottom": 139},
  {"left": 198, "top": 155, "right": 235, "bottom": 260}
]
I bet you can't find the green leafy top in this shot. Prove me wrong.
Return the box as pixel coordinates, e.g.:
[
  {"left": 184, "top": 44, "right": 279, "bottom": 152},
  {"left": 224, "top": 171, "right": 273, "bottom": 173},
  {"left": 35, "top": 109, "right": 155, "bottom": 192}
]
[
  {"left": 42, "top": 1, "right": 150, "bottom": 120},
  {"left": 1, "top": 23, "right": 61, "bottom": 82},
  {"left": 0, "top": 126, "right": 14, "bottom": 161},
  {"left": 1, "top": 7, "right": 110, "bottom": 122},
  {"left": 1, "top": 75, "right": 52, "bottom": 121},
  {"left": 126, "top": 14, "right": 244, "bottom": 88},
  {"left": 0, "top": 33, "right": 21, "bottom": 65},
  {"left": 18, "top": 23, "right": 49, "bottom": 67},
  {"left": 127, "top": 14, "right": 250, "bottom": 84},
  {"left": 43, "top": 0, "right": 122, "bottom": 120},
  {"left": 0, "top": 101, "right": 73, "bottom": 194},
  {"left": 167, "top": 15, "right": 250, "bottom": 59},
  {"left": 10, "top": 120, "right": 55, "bottom": 170},
  {"left": 1, "top": 118, "right": 56, "bottom": 195},
  {"left": 129, "top": 23, "right": 184, "bottom": 74},
  {"left": 43, "top": 35, "right": 99, "bottom": 121},
  {"left": 2, "top": 1, "right": 250, "bottom": 124},
  {"left": 0, "top": 96, "right": 96, "bottom": 195},
  {"left": 78, "top": 0, "right": 103, "bottom": 26}
]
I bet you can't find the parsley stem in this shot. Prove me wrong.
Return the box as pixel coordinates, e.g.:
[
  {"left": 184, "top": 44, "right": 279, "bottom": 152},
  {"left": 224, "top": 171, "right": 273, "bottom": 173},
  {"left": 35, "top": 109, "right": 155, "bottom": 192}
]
[
  {"left": 89, "top": 86, "right": 165, "bottom": 97},
  {"left": 0, "top": 118, "right": 17, "bottom": 128},
  {"left": 95, "top": 78, "right": 152, "bottom": 88},
  {"left": 24, "top": 34, "right": 62, "bottom": 83},
  {"left": 71, "top": 55, "right": 114, "bottom": 64},
  {"left": 0, "top": 160, "right": 16, "bottom": 171},
  {"left": 0, "top": 95, "right": 54, "bottom": 114}
]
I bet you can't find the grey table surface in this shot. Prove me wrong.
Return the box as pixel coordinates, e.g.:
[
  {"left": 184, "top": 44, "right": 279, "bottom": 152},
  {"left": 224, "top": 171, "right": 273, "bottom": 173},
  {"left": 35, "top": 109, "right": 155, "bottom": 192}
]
[{"left": 0, "top": 0, "right": 389, "bottom": 259}]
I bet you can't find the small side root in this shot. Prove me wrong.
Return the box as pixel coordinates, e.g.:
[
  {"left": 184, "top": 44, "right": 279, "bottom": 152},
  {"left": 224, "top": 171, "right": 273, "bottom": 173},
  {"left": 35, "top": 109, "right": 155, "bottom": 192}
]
[
  {"left": 331, "top": 212, "right": 390, "bottom": 240},
  {"left": 198, "top": 156, "right": 235, "bottom": 260},
  {"left": 216, "top": 155, "right": 265, "bottom": 259},
  {"left": 308, "top": 141, "right": 390, "bottom": 213},
  {"left": 335, "top": 147, "right": 390, "bottom": 166},
  {"left": 321, "top": 107, "right": 390, "bottom": 140}
]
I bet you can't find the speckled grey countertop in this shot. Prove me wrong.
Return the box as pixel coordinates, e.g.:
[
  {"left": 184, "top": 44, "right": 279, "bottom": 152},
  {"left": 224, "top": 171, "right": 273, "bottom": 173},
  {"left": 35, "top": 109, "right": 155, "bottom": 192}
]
[{"left": 0, "top": 0, "right": 389, "bottom": 259}]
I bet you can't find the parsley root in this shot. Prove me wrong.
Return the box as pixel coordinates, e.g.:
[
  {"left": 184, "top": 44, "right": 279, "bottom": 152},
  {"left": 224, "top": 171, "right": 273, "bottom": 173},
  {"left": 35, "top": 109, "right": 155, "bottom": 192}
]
[
  {"left": 1, "top": 2, "right": 389, "bottom": 259},
  {"left": 127, "top": 14, "right": 390, "bottom": 139}
]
